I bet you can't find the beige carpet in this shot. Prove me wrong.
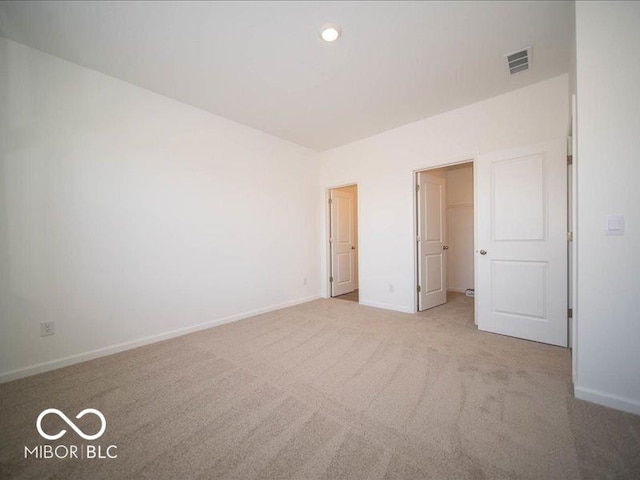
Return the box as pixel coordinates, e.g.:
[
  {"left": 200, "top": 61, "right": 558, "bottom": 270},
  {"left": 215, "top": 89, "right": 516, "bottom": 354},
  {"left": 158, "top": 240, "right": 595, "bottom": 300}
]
[
  {"left": 333, "top": 289, "right": 359, "bottom": 303},
  {"left": 1, "top": 293, "right": 639, "bottom": 479}
]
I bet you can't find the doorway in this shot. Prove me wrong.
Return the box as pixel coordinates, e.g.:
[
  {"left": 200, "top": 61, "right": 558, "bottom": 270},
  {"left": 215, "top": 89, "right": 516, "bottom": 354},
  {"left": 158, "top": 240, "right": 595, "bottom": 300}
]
[
  {"left": 328, "top": 184, "right": 359, "bottom": 302},
  {"left": 414, "top": 139, "right": 569, "bottom": 347},
  {"left": 416, "top": 162, "right": 474, "bottom": 312}
]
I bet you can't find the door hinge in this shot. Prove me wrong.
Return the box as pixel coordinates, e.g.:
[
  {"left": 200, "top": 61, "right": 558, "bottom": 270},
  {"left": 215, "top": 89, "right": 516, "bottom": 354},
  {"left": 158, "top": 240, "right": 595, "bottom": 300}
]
[
  {"left": 417, "top": 285, "right": 421, "bottom": 293},
  {"left": 328, "top": 198, "right": 333, "bottom": 205},
  {"left": 567, "top": 231, "right": 573, "bottom": 242},
  {"left": 415, "top": 184, "right": 420, "bottom": 193},
  {"left": 329, "top": 237, "right": 333, "bottom": 243},
  {"left": 416, "top": 235, "right": 420, "bottom": 243},
  {"left": 567, "top": 155, "right": 573, "bottom": 166},
  {"left": 568, "top": 308, "right": 573, "bottom": 319},
  {"left": 330, "top": 276, "right": 334, "bottom": 283}
]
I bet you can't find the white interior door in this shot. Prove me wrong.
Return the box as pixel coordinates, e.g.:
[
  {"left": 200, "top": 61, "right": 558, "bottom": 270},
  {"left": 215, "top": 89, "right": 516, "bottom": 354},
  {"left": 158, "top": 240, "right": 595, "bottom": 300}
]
[
  {"left": 330, "top": 189, "right": 356, "bottom": 297},
  {"left": 418, "top": 173, "right": 447, "bottom": 311},
  {"left": 476, "top": 139, "right": 568, "bottom": 346}
]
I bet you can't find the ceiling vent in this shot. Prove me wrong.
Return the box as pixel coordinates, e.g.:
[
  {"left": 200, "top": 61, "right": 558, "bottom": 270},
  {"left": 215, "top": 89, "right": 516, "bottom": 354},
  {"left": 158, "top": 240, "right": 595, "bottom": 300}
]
[{"left": 505, "top": 47, "right": 531, "bottom": 75}]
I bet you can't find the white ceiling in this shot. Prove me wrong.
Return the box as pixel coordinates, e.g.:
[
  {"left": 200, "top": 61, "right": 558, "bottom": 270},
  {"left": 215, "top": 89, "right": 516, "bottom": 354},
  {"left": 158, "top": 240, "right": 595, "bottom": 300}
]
[{"left": 0, "top": 1, "right": 573, "bottom": 151}]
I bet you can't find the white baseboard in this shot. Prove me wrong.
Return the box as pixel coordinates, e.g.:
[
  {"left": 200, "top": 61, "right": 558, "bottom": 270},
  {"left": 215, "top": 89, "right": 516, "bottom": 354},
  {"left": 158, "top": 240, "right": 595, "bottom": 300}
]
[
  {"left": 0, "top": 295, "right": 321, "bottom": 384},
  {"left": 358, "top": 299, "right": 414, "bottom": 314},
  {"left": 447, "top": 288, "right": 466, "bottom": 294},
  {"left": 574, "top": 385, "right": 640, "bottom": 416}
]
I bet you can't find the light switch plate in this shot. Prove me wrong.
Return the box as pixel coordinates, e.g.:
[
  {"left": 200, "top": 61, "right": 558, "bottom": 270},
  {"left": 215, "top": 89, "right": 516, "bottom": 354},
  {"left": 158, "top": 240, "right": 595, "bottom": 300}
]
[{"left": 606, "top": 214, "right": 625, "bottom": 235}]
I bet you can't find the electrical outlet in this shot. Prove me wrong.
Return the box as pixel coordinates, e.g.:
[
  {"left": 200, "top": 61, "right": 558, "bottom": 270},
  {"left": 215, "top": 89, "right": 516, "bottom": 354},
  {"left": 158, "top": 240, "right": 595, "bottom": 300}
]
[
  {"left": 303, "top": 277, "right": 308, "bottom": 286},
  {"left": 41, "top": 321, "right": 55, "bottom": 337},
  {"left": 389, "top": 283, "right": 394, "bottom": 293}
]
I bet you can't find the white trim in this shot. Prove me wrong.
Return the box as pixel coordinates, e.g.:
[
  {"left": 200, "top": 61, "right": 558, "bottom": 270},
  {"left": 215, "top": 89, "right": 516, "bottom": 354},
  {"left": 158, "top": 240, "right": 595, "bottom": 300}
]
[
  {"left": 0, "top": 295, "right": 321, "bottom": 384},
  {"left": 359, "top": 299, "right": 414, "bottom": 314},
  {"left": 447, "top": 288, "right": 468, "bottom": 294},
  {"left": 571, "top": 93, "right": 579, "bottom": 382},
  {"left": 574, "top": 385, "right": 640, "bottom": 416}
]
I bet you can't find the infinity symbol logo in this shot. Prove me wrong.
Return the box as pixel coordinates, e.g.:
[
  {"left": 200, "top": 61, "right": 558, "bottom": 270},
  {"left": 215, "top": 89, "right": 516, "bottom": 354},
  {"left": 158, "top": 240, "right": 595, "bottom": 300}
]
[{"left": 36, "top": 408, "right": 107, "bottom": 441}]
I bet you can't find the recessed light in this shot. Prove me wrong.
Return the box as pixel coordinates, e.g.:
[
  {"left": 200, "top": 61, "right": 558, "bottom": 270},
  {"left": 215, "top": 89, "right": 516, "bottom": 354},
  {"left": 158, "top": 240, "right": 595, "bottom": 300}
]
[{"left": 320, "top": 25, "right": 341, "bottom": 42}]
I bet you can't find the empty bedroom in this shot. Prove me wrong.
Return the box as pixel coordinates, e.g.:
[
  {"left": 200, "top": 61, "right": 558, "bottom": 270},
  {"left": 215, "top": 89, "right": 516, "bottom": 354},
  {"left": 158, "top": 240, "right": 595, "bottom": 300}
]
[{"left": 1, "top": 1, "right": 639, "bottom": 479}]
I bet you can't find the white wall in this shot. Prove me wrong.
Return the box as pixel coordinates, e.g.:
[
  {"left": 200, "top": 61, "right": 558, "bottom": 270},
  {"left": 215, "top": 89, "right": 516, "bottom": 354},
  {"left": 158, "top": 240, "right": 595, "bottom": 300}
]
[
  {"left": 445, "top": 164, "right": 474, "bottom": 293},
  {"left": 320, "top": 75, "right": 569, "bottom": 313},
  {"left": 574, "top": 1, "right": 640, "bottom": 414},
  {"left": 0, "top": 38, "right": 321, "bottom": 381}
]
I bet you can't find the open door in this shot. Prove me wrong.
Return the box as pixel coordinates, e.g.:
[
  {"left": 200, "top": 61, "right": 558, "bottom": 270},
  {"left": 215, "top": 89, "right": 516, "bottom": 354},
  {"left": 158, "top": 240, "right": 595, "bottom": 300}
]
[
  {"left": 417, "top": 172, "right": 447, "bottom": 311},
  {"left": 330, "top": 188, "right": 357, "bottom": 297},
  {"left": 476, "top": 139, "right": 568, "bottom": 346}
]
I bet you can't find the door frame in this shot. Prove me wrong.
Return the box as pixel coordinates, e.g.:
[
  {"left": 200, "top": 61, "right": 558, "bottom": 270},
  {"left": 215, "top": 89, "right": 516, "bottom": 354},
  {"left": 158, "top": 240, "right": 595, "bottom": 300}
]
[
  {"left": 325, "top": 183, "right": 359, "bottom": 300},
  {"left": 412, "top": 156, "right": 477, "bottom": 316},
  {"left": 570, "top": 93, "right": 578, "bottom": 380}
]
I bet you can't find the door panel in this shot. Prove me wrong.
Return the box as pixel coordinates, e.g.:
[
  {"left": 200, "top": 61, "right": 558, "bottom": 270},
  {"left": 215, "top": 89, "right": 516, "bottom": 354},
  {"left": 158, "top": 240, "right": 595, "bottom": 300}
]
[
  {"left": 426, "top": 186, "right": 443, "bottom": 240},
  {"left": 331, "top": 188, "right": 357, "bottom": 297},
  {"left": 477, "top": 139, "right": 567, "bottom": 346},
  {"left": 493, "top": 155, "right": 546, "bottom": 241},
  {"left": 418, "top": 173, "right": 447, "bottom": 310},
  {"left": 491, "top": 260, "right": 547, "bottom": 318},
  {"left": 426, "top": 254, "right": 443, "bottom": 293},
  {"left": 336, "top": 197, "right": 351, "bottom": 242},
  {"left": 336, "top": 253, "right": 351, "bottom": 283}
]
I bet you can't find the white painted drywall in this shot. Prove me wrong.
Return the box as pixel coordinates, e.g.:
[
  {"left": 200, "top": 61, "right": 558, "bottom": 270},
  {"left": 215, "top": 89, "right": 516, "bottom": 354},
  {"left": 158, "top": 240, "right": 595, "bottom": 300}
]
[
  {"left": 320, "top": 74, "right": 569, "bottom": 313},
  {"left": 0, "top": 2, "right": 574, "bottom": 151},
  {"left": 0, "top": 38, "right": 321, "bottom": 381},
  {"left": 445, "top": 164, "right": 474, "bottom": 293},
  {"left": 574, "top": 1, "right": 640, "bottom": 414}
]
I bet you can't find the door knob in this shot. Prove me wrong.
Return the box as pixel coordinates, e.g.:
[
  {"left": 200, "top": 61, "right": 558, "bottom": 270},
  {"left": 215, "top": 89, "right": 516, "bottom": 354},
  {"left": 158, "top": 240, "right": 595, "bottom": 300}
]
[
  {"left": 479, "top": 250, "right": 487, "bottom": 255},
  {"left": 351, "top": 245, "right": 356, "bottom": 250},
  {"left": 442, "top": 245, "right": 449, "bottom": 250}
]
